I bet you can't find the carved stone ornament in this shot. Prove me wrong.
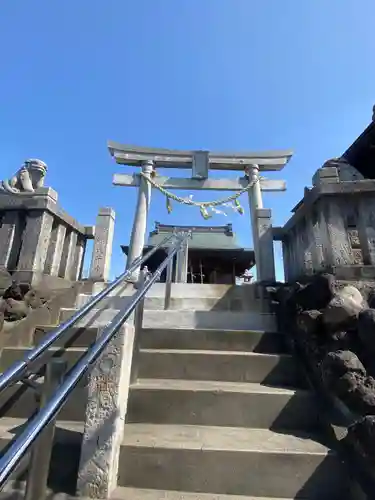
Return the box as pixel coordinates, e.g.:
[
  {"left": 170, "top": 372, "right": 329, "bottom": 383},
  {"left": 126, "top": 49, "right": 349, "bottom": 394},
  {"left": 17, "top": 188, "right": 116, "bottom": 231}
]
[
  {"left": 322, "top": 157, "right": 363, "bottom": 182},
  {"left": 1, "top": 159, "right": 47, "bottom": 194}
]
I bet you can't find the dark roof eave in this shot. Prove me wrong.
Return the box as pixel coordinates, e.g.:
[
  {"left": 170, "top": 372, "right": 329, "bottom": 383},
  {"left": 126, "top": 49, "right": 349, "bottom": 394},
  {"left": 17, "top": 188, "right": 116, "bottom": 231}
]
[{"left": 342, "top": 121, "right": 375, "bottom": 178}]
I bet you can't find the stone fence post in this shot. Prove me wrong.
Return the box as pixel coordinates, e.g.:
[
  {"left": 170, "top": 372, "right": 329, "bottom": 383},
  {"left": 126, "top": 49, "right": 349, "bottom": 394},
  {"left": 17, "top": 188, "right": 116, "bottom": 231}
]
[
  {"left": 0, "top": 211, "right": 23, "bottom": 271},
  {"left": 77, "top": 313, "right": 135, "bottom": 498},
  {"left": 253, "top": 208, "right": 276, "bottom": 282},
  {"left": 13, "top": 210, "right": 54, "bottom": 284},
  {"left": 89, "top": 207, "right": 116, "bottom": 282}
]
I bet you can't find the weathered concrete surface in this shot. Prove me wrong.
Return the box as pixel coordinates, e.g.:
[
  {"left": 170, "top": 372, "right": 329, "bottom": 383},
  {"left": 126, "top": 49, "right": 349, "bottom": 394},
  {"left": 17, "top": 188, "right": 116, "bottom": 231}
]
[
  {"left": 111, "top": 488, "right": 297, "bottom": 500},
  {"left": 0, "top": 211, "right": 22, "bottom": 270},
  {"left": 77, "top": 322, "right": 135, "bottom": 499},
  {"left": 60, "top": 308, "right": 277, "bottom": 333},
  {"left": 13, "top": 210, "right": 54, "bottom": 284},
  {"left": 253, "top": 208, "right": 275, "bottom": 282},
  {"left": 44, "top": 222, "right": 67, "bottom": 276},
  {"left": 279, "top": 167, "right": 375, "bottom": 281},
  {"left": 89, "top": 207, "right": 115, "bottom": 282},
  {"left": 118, "top": 424, "right": 346, "bottom": 498},
  {"left": 84, "top": 283, "right": 271, "bottom": 312},
  {"left": 59, "top": 230, "right": 78, "bottom": 280},
  {"left": 0, "top": 188, "right": 93, "bottom": 236},
  {"left": 127, "top": 378, "right": 319, "bottom": 430},
  {"left": 72, "top": 236, "right": 86, "bottom": 281}
]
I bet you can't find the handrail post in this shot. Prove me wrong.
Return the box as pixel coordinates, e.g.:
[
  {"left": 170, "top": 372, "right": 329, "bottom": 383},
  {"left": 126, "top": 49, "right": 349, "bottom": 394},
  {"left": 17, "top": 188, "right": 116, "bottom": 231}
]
[
  {"left": 175, "top": 237, "right": 188, "bottom": 283},
  {"left": 24, "top": 359, "right": 67, "bottom": 500},
  {"left": 130, "top": 266, "right": 149, "bottom": 384},
  {"left": 164, "top": 248, "right": 174, "bottom": 310},
  {"left": 181, "top": 238, "right": 188, "bottom": 283}
]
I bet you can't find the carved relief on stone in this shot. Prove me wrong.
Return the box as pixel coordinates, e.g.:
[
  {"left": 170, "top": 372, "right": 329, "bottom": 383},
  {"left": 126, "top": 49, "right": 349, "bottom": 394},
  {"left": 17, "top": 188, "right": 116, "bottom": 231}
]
[
  {"left": 326, "top": 221, "right": 352, "bottom": 265},
  {"left": 0, "top": 159, "right": 47, "bottom": 194},
  {"left": 352, "top": 248, "right": 364, "bottom": 265},
  {"left": 348, "top": 229, "right": 361, "bottom": 248},
  {"left": 324, "top": 199, "right": 356, "bottom": 266},
  {"left": 345, "top": 206, "right": 364, "bottom": 265},
  {"left": 304, "top": 250, "right": 313, "bottom": 273}
]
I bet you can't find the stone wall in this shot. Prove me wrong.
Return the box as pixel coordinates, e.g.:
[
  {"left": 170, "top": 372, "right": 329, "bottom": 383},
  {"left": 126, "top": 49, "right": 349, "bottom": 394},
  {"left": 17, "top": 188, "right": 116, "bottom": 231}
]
[
  {"left": 275, "top": 164, "right": 375, "bottom": 282},
  {"left": 0, "top": 188, "right": 115, "bottom": 288}
]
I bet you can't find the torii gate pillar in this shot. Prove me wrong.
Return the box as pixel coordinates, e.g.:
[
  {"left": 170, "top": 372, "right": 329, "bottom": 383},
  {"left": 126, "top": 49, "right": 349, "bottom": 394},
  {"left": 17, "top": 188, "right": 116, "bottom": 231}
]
[
  {"left": 126, "top": 160, "right": 153, "bottom": 279},
  {"left": 247, "top": 164, "right": 276, "bottom": 282}
]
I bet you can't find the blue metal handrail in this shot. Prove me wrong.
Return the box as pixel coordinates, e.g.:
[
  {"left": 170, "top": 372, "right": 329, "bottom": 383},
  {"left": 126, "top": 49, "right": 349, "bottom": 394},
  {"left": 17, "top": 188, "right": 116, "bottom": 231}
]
[
  {"left": 0, "top": 231, "right": 189, "bottom": 489},
  {"left": 0, "top": 232, "right": 176, "bottom": 395}
]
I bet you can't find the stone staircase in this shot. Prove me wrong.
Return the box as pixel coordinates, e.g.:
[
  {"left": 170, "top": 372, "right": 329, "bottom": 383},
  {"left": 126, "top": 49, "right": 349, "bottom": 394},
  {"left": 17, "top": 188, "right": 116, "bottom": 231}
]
[
  {"left": 0, "top": 283, "right": 359, "bottom": 498},
  {"left": 114, "top": 336, "right": 351, "bottom": 498}
]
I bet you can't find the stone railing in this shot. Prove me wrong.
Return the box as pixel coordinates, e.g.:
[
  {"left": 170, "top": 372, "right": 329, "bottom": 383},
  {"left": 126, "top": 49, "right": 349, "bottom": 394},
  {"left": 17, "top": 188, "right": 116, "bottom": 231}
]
[
  {"left": 0, "top": 188, "right": 115, "bottom": 288},
  {"left": 274, "top": 165, "right": 375, "bottom": 282}
]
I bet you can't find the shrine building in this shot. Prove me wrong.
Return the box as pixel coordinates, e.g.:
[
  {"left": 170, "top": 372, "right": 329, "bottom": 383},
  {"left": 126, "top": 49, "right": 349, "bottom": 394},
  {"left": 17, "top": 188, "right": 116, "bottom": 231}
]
[{"left": 121, "top": 222, "right": 254, "bottom": 284}]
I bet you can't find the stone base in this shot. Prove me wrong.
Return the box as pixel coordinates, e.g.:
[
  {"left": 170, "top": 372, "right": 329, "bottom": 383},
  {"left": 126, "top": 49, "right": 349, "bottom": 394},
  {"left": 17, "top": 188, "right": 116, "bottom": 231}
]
[
  {"left": 11, "top": 270, "right": 73, "bottom": 290},
  {"left": 326, "top": 265, "right": 375, "bottom": 281}
]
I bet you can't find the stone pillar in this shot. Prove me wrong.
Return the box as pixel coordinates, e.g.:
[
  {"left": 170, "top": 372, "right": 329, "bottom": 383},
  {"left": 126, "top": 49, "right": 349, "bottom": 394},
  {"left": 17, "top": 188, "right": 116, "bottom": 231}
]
[
  {"left": 71, "top": 236, "right": 86, "bottom": 281},
  {"left": 253, "top": 208, "right": 275, "bottom": 282},
  {"left": 44, "top": 222, "right": 67, "bottom": 276},
  {"left": 292, "top": 224, "right": 304, "bottom": 277},
  {"left": 59, "top": 230, "right": 78, "bottom": 279},
  {"left": 282, "top": 238, "right": 291, "bottom": 282},
  {"left": 288, "top": 233, "right": 299, "bottom": 281},
  {"left": 324, "top": 199, "right": 352, "bottom": 266},
  {"left": 175, "top": 239, "right": 188, "bottom": 283},
  {"left": 357, "top": 196, "right": 375, "bottom": 265},
  {"left": 317, "top": 202, "right": 332, "bottom": 268},
  {"left": 89, "top": 207, "right": 115, "bottom": 282},
  {"left": 307, "top": 212, "right": 325, "bottom": 272},
  {"left": 77, "top": 320, "right": 135, "bottom": 499},
  {"left": 247, "top": 164, "right": 263, "bottom": 281},
  {"left": 0, "top": 211, "right": 22, "bottom": 270},
  {"left": 126, "top": 160, "right": 153, "bottom": 279},
  {"left": 311, "top": 168, "right": 342, "bottom": 267},
  {"left": 14, "top": 210, "right": 54, "bottom": 283},
  {"left": 295, "top": 219, "right": 314, "bottom": 276}
]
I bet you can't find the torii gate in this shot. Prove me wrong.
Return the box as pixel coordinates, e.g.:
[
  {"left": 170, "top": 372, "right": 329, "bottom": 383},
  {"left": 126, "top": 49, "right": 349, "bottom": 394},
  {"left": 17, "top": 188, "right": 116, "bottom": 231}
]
[{"left": 108, "top": 142, "right": 293, "bottom": 282}]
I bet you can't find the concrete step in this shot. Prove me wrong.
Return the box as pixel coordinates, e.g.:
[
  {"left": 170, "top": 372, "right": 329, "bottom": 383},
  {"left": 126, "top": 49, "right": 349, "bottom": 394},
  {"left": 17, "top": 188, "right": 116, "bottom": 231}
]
[
  {"left": 138, "top": 349, "right": 300, "bottom": 387},
  {"left": 0, "top": 417, "right": 83, "bottom": 448},
  {"left": 127, "top": 379, "right": 319, "bottom": 430},
  {"left": 140, "top": 328, "right": 286, "bottom": 353},
  {"left": 0, "top": 346, "right": 86, "bottom": 375},
  {"left": 0, "top": 418, "right": 83, "bottom": 496},
  {"left": 112, "top": 487, "right": 295, "bottom": 500},
  {"left": 118, "top": 424, "right": 348, "bottom": 498},
  {"left": 59, "top": 309, "right": 277, "bottom": 332},
  {"left": 33, "top": 325, "right": 99, "bottom": 348},
  {"left": 87, "top": 282, "right": 268, "bottom": 303},
  {"left": 76, "top": 294, "right": 266, "bottom": 312},
  {"left": 0, "top": 381, "right": 86, "bottom": 421}
]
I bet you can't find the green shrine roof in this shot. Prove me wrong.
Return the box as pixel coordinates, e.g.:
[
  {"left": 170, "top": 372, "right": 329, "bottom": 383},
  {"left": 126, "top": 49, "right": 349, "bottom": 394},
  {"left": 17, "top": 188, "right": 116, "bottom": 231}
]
[
  {"left": 146, "top": 223, "right": 248, "bottom": 251},
  {"left": 121, "top": 222, "right": 255, "bottom": 270}
]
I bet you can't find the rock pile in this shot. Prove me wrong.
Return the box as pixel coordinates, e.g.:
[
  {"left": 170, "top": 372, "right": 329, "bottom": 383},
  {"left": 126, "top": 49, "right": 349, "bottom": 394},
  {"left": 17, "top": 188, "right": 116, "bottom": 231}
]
[
  {"left": 0, "top": 271, "right": 50, "bottom": 332},
  {"left": 270, "top": 274, "right": 375, "bottom": 462}
]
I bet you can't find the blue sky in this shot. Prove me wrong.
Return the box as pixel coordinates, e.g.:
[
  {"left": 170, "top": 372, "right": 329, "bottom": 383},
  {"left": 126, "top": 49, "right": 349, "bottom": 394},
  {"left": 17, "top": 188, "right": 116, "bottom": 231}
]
[{"left": 1, "top": 0, "right": 374, "bottom": 280}]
